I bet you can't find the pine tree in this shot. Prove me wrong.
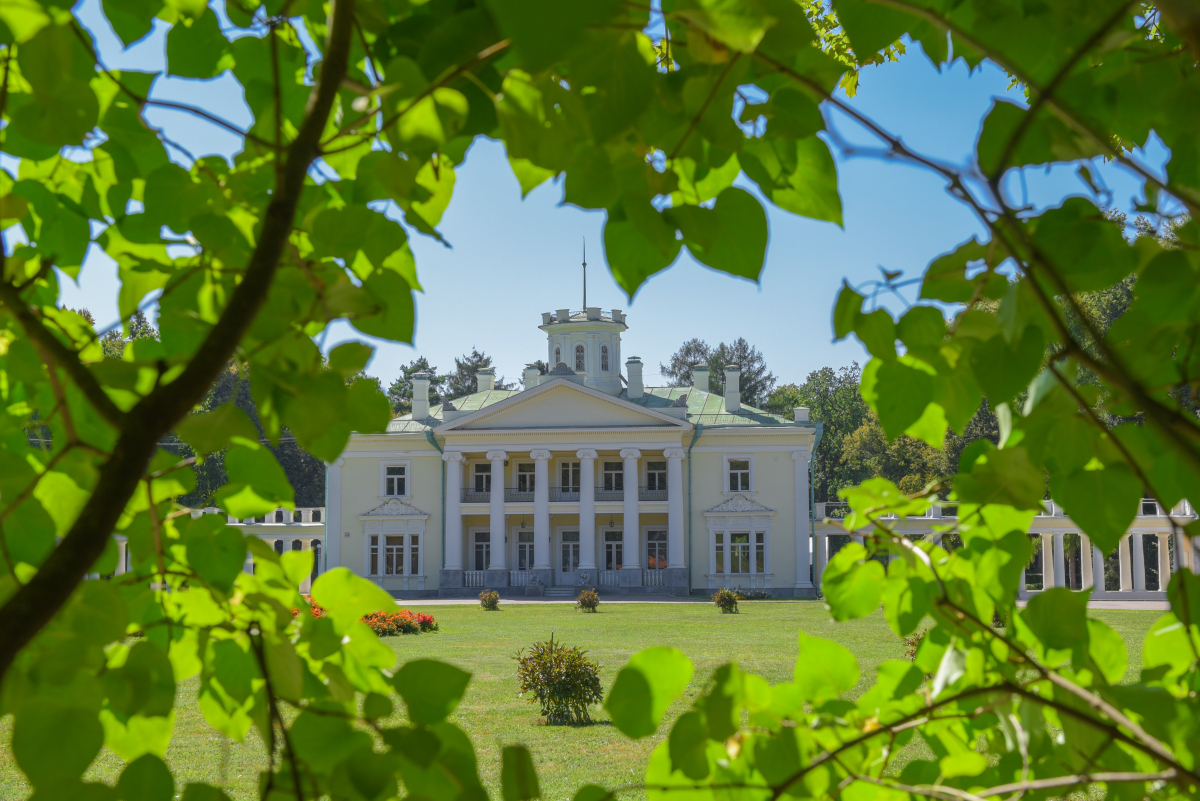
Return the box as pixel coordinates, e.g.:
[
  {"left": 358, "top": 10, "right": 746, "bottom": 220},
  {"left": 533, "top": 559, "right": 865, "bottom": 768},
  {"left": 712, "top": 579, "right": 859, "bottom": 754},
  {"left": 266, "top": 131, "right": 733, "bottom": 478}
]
[
  {"left": 386, "top": 357, "right": 447, "bottom": 413},
  {"left": 444, "top": 348, "right": 512, "bottom": 400}
]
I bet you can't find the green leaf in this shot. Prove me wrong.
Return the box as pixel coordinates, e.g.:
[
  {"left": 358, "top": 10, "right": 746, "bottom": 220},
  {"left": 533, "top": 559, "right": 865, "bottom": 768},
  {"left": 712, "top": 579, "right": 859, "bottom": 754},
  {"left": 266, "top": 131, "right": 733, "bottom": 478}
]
[
  {"left": 832, "top": 0, "right": 911, "bottom": 56},
  {"left": 174, "top": 403, "right": 260, "bottom": 457},
  {"left": 214, "top": 445, "right": 294, "bottom": 518},
  {"left": 897, "top": 306, "right": 947, "bottom": 358},
  {"left": 856, "top": 660, "right": 923, "bottom": 717},
  {"left": 667, "top": 711, "right": 711, "bottom": 780},
  {"left": 882, "top": 560, "right": 931, "bottom": 636},
  {"left": 310, "top": 567, "right": 397, "bottom": 627},
  {"left": 673, "top": 187, "right": 768, "bottom": 281},
  {"left": 179, "top": 784, "right": 234, "bottom": 801},
  {"left": 953, "top": 442, "right": 1045, "bottom": 511},
  {"left": 968, "top": 328, "right": 1045, "bottom": 405},
  {"left": 13, "top": 700, "right": 104, "bottom": 788},
  {"left": 103, "top": 0, "right": 161, "bottom": 47},
  {"left": 860, "top": 357, "right": 935, "bottom": 439},
  {"left": 760, "top": 86, "right": 823, "bottom": 140},
  {"left": 603, "top": 198, "right": 683, "bottom": 298},
  {"left": 1021, "top": 587, "right": 1090, "bottom": 651},
  {"left": 794, "top": 632, "right": 858, "bottom": 701},
  {"left": 1053, "top": 462, "right": 1140, "bottom": 553},
  {"left": 833, "top": 281, "right": 864, "bottom": 340},
  {"left": 117, "top": 754, "right": 174, "bottom": 801},
  {"left": 166, "top": 10, "right": 230, "bottom": 78},
  {"left": 855, "top": 308, "right": 897, "bottom": 359},
  {"left": 821, "top": 542, "right": 885, "bottom": 621},
  {"left": 394, "top": 659, "right": 472, "bottom": 725},
  {"left": 501, "top": 745, "right": 541, "bottom": 801},
  {"left": 509, "top": 157, "right": 556, "bottom": 197},
  {"left": 1168, "top": 569, "right": 1200, "bottom": 633},
  {"left": 1086, "top": 618, "right": 1128, "bottom": 684},
  {"left": 484, "top": 0, "right": 622, "bottom": 71},
  {"left": 604, "top": 647, "right": 694, "bottom": 739},
  {"left": 740, "top": 135, "right": 842, "bottom": 225},
  {"left": 1030, "top": 198, "right": 1138, "bottom": 293},
  {"left": 675, "top": 0, "right": 777, "bottom": 52}
]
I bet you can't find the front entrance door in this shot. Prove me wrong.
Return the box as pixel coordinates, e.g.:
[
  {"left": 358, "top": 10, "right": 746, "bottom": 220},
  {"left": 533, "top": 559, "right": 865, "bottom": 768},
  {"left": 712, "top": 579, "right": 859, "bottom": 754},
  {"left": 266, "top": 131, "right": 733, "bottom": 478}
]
[{"left": 558, "top": 531, "right": 580, "bottom": 584}]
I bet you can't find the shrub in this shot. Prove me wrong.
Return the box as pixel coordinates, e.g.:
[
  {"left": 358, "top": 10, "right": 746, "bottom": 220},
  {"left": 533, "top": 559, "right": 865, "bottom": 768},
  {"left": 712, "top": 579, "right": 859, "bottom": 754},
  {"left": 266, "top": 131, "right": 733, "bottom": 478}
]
[
  {"left": 712, "top": 588, "right": 739, "bottom": 613},
  {"left": 576, "top": 589, "right": 600, "bottom": 612},
  {"left": 514, "top": 636, "right": 603, "bottom": 725},
  {"left": 295, "top": 598, "right": 437, "bottom": 636},
  {"left": 737, "top": 589, "right": 771, "bottom": 601},
  {"left": 479, "top": 589, "right": 500, "bottom": 610}
]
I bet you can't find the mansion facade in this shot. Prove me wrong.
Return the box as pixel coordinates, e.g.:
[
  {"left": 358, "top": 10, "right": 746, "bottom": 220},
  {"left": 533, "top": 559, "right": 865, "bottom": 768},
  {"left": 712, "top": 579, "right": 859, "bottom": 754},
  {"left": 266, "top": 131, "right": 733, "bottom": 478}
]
[{"left": 324, "top": 307, "right": 821, "bottom": 597}]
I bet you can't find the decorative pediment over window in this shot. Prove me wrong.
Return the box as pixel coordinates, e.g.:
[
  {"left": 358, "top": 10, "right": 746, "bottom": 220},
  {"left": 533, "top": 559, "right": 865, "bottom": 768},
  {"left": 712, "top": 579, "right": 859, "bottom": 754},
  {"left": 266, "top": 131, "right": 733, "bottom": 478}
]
[
  {"left": 361, "top": 498, "right": 429, "bottom": 518},
  {"left": 705, "top": 495, "right": 774, "bottom": 515}
]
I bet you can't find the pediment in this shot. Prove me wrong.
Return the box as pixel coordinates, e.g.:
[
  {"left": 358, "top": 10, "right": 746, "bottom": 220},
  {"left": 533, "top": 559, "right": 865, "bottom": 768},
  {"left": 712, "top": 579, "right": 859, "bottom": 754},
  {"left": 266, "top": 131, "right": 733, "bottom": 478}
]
[
  {"left": 361, "top": 499, "right": 429, "bottom": 518},
  {"left": 705, "top": 495, "right": 774, "bottom": 515},
  {"left": 436, "top": 379, "right": 691, "bottom": 431}
]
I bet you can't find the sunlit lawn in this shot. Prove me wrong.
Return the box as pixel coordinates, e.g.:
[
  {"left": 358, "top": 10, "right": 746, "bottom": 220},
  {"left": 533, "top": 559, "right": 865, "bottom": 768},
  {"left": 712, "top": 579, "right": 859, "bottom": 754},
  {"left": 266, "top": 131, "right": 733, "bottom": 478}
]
[{"left": 0, "top": 601, "right": 1159, "bottom": 800}]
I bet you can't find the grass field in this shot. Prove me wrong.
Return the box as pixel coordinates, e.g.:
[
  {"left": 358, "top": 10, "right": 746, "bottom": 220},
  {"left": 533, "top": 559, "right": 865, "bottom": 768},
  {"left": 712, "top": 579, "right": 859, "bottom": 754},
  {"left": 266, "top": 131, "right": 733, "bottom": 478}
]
[{"left": 0, "top": 600, "right": 1161, "bottom": 800}]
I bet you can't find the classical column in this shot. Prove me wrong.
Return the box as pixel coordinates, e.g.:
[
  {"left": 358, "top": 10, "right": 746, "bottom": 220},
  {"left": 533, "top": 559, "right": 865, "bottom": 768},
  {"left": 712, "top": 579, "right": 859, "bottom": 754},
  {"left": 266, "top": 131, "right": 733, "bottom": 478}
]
[
  {"left": 814, "top": 535, "right": 828, "bottom": 594},
  {"left": 531, "top": 450, "right": 552, "bottom": 571},
  {"left": 325, "top": 458, "right": 343, "bottom": 570},
  {"left": 1131, "top": 532, "right": 1146, "bottom": 591},
  {"left": 1040, "top": 533, "right": 1054, "bottom": 588},
  {"left": 1118, "top": 535, "right": 1132, "bottom": 591},
  {"left": 1157, "top": 533, "right": 1171, "bottom": 591},
  {"left": 1092, "top": 543, "right": 1106, "bottom": 592},
  {"left": 1051, "top": 533, "right": 1066, "bottom": 588},
  {"left": 1080, "top": 534, "right": 1094, "bottom": 590},
  {"left": 620, "top": 448, "right": 641, "bottom": 570},
  {"left": 792, "top": 449, "right": 813, "bottom": 590},
  {"left": 115, "top": 539, "right": 128, "bottom": 575},
  {"left": 487, "top": 451, "right": 508, "bottom": 569},
  {"left": 443, "top": 453, "right": 465, "bottom": 571},
  {"left": 578, "top": 450, "right": 598, "bottom": 571},
  {"left": 665, "top": 448, "right": 686, "bottom": 570}
]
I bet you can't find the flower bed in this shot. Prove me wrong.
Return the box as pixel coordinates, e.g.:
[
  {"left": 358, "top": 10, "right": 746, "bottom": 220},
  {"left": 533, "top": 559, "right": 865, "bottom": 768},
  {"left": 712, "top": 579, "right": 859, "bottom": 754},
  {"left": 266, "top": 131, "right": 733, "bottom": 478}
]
[{"left": 298, "top": 597, "right": 438, "bottom": 636}]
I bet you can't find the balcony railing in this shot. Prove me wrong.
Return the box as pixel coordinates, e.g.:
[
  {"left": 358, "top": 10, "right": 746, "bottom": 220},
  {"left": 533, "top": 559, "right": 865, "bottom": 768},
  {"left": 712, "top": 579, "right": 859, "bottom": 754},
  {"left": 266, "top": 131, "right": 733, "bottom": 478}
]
[
  {"left": 642, "top": 569, "right": 666, "bottom": 586},
  {"left": 550, "top": 487, "right": 581, "bottom": 502},
  {"left": 462, "top": 489, "right": 491, "bottom": 503},
  {"left": 639, "top": 486, "right": 668, "bottom": 501},
  {"left": 504, "top": 487, "right": 535, "bottom": 502},
  {"left": 595, "top": 486, "right": 624, "bottom": 501},
  {"left": 598, "top": 570, "right": 621, "bottom": 586},
  {"left": 464, "top": 571, "right": 486, "bottom": 587},
  {"left": 461, "top": 486, "right": 674, "bottom": 504}
]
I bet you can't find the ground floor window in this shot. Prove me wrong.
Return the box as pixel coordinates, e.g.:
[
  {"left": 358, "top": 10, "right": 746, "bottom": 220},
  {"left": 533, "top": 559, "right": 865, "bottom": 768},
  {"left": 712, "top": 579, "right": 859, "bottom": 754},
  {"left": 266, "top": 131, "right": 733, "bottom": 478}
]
[
  {"left": 310, "top": 540, "right": 321, "bottom": 579},
  {"left": 562, "top": 531, "right": 580, "bottom": 571},
  {"left": 647, "top": 530, "right": 667, "bottom": 569},
  {"left": 517, "top": 531, "right": 534, "bottom": 570},
  {"left": 715, "top": 531, "right": 766, "bottom": 574},
  {"left": 474, "top": 532, "right": 491, "bottom": 570},
  {"left": 604, "top": 531, "right": 623, "bottom": 570},
  {"left": 370, "top": 533, "right": 421, "bottom": 576}
]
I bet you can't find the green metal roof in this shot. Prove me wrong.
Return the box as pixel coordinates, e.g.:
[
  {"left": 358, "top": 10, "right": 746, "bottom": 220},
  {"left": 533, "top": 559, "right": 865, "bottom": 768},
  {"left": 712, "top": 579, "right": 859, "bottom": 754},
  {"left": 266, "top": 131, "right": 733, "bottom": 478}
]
[
  {"left": 385, "top": 384, "right": 795, "bottom": 433},
  {"left": 621, "top": 387, "right": 794, "bottom": 426}
]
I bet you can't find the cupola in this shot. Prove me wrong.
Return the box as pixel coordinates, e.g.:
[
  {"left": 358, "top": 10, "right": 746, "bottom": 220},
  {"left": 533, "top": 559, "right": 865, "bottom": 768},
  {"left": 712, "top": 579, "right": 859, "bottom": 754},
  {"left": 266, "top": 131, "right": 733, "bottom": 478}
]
[{"left": 537, "top": 307, "right": 628, "bottom": 396}]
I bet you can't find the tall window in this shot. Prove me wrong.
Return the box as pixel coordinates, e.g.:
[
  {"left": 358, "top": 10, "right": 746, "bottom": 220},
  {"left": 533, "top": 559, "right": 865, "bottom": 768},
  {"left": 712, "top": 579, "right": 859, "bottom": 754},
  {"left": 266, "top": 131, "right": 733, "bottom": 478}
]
[
  {"left": 561, "top": 461, "right": 580, "bottom": 492},
  {"left": 310, "top": 539, "right": 321, "bottom": 580},
  {"left": 561, "top": 531, "right": 580, "bottom": 571},
  {"left": 728, "top": 459, "right": 750, "bottom": 492},
  {"left": 517, "top": 531, "right": 534, "bottom": 570},
  {"left": 714, "top": 532, "right": 723, "bottom": 573},
  {"left": 647, "top": 530, "right": 667, "bottom": 569},
  {"left": 575, "top": 344, "right": 585, "bottom": 371},
  {"left": 516, "top": 463, "right": 535, "bottom": 492},
  {"left": 384, "top": 535, "right": 404, "bottom": 575},
  {"left": 755, "top": 532, "right": 765, "bottom": 573},
  {"left": 384, "top": 464, "right": 406, "bottom": 496},
  {"left": 604, "top": 531, "right": 623, "bottom": 570},
  {"left": 369, "top": 535, "right": 379, "bottom": 575},
  {"left": 729, "top": 533, "right": 751, "bottom": 573},
  {"left": 474, "top": 532, "right": 490, "bottom": 570},
  {"left": 474, "top": 464, "right": 491, "bottom": 493},
  {"left": 555, "top": 346, "right": 561, "bottom": 365},
  {"left": 600, "top": 344, "right": 609, "bottom": 371},
  {"left": 603, "top": 462, "right": 623, "bottom": 491},
  {"left": 646, "top": 461, "right": 667, "bottom": 491}
]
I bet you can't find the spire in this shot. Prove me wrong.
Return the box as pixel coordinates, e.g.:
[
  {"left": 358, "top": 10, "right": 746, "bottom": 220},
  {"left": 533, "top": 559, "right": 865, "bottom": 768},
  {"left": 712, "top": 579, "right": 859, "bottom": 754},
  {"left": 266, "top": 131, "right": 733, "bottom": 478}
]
[{"left": 582, "top": 236, "right": 587, "bottom": 311}]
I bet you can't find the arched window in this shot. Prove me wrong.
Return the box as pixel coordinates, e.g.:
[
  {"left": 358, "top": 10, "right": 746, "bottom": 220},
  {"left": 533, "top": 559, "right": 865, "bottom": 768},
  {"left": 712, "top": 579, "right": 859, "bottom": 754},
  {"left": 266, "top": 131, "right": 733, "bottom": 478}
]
[
  {"left": 601, "top": 344, "right": 610, "bottom": 371},
  {"left": 575, "top": 344, "right": 585, "bottom": 371},
  {"left": 555, "top": 346, "right": 561, "bottom": 365}
]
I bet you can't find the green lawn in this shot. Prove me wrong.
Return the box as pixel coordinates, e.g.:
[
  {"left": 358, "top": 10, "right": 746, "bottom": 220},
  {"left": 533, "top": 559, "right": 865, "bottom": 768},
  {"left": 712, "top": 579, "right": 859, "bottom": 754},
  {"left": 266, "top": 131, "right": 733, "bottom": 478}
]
[{"left": 0, "top": 601, "right": 1161, "bottom": 800}]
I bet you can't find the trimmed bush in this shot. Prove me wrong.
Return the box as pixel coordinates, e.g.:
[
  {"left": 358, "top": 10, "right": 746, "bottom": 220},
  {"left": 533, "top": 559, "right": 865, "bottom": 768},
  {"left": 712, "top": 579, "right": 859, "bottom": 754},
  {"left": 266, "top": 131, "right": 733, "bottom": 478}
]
[
  {"left": 712, "top": 588, "right": 739, "bottom": 613},
  {"left": 479, "top": 589, "right": 500, "bottom": 610},
  {"left": 576, "top": 589, "right": 600, "bottom": 612},
  {"left": 296, "top": 597, "right": 437, "bottom": 636},
  {"left": 514, "top": 636, "right": 603, "bottom": 725}
]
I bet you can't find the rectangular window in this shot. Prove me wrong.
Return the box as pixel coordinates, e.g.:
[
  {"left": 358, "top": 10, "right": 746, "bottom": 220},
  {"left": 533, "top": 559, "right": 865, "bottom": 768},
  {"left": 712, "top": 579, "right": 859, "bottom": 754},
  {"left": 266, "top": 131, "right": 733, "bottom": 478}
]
[
  {"left": 517, "top": 531, "right": 534, "bottom": 570},
  {"left": 646, "top": 461, "right": 666, "bottom": 491},
  {"left": 517, "top": 463, "right": 535, "bottom": 492},
  {"left": 755, "top": 532, "right": 765, "bottom": 574},
  {"left": 384, "top": 464, "right": 406, "bottom": 496},
  {"left": 647, "top": 530, "right": 667, "bottom": 569},
  {"left": 715, "top": 532, "right": 724, "bottom": 574},
  {"left": 561, "top": 462, "right": 580, "bottom": 491},
  {"left": 730, "top": 533, "right": 750, "bottom": 574},
  {"left": 604, "top": 531, "right": 623, "bottom": 570},
  {"left": 369, "top": 535, "right": 379, "bottom": 575},
  {"left": 385, "top": 535, "right": 404, "bottom": 575},
  {"left": 561, "top": 531, "right": 580, "bottom": 572},
  {"left": 728, "top": 459, "right": 750, "bottom": 492},
  {"left": 410, "top": 534, "right": 420, "bottom": 575},
  {"left": 603, "top": 462, "right": 623, "bottom": 491},
  {"left": 474, "top": 464, "right": 491, "bottom": 493},
  {"left": 474, "top": 532, "right": 490, "bottom": 571}
]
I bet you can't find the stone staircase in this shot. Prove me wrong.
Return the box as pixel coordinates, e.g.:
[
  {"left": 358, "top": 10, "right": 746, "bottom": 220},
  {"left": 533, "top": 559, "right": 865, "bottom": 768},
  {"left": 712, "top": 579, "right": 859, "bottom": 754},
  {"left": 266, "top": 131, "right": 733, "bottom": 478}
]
[{"left": 544, "top": 586, "right": 578, "bottom": 598}]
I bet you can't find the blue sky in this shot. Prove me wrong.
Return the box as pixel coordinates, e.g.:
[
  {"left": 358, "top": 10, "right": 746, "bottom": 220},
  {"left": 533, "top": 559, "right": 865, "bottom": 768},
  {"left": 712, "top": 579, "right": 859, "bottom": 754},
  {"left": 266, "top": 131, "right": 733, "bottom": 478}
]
[{"left": 55, "top": 1, "right": 1167, "bottom": 391}]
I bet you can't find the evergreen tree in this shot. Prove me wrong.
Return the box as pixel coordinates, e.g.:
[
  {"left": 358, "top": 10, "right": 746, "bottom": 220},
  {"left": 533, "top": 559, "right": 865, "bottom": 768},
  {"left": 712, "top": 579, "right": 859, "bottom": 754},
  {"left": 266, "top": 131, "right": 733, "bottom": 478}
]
[
  {"left": 444, "top": 348, "right": 512, "bottom": 400},
  {"left": 386, "top": 357, "right": 446, "bottom": 413},
  {"left": 659, "top": 337, "right": 776, "bottom": 405}
]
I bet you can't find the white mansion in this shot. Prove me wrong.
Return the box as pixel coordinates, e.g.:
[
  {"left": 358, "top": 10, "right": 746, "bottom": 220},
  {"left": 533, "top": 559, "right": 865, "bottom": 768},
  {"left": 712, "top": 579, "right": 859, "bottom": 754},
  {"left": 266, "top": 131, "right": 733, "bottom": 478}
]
[{"left": 325, "top": 306, "right": 821, "bottom": 597}]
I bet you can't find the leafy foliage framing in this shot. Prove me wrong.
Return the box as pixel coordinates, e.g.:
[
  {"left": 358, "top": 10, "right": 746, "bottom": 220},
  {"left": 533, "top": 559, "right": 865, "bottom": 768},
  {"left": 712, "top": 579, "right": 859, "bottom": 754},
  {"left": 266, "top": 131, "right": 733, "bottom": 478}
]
[{"left": 1, "top": 0, "right": 1200, "bottom": 800}]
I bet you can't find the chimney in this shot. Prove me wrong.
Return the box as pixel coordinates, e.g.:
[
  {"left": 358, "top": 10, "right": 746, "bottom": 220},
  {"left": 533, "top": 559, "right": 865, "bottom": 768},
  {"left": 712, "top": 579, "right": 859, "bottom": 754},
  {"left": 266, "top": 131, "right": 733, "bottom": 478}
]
[
  {"left": 795, "top": 406, "right": 810, "bottom": 422},
  {"left": 693, "top": 365, "right": 710, "bottom": 393},
  {"left": 556, "top": 308, "right": 571, "bottom": 323},
  {"left": 541, "top": 312, "right": 553, "bottom": 325},
  {"left": 723, "top": 366, "right": 741, "bottom": 413},
  {"left": 412, "top": 371, "right": 430, "bottom": 419},
  {"left": 586, "top": 307, "right": 601, "bottom": 321},
  {"left": 477, "top": 367, "right": 495, "bottom": 392},
  {"left": 626, "top": 357, "right": 643, "bottom": 399},
  {"left": 611, "top": 309, "right": 622, "bottom": 323},
  {"left": 523, "top": 364, "right": 540, "bottom": 390}
]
